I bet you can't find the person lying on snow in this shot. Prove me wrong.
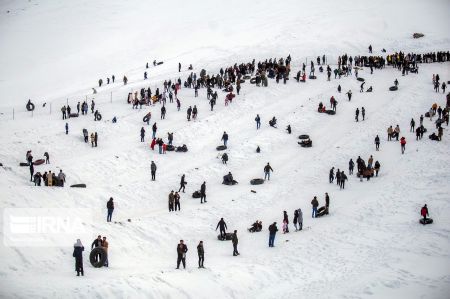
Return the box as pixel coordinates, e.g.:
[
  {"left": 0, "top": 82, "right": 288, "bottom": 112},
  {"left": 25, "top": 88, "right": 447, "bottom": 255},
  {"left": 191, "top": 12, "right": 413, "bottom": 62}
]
[
  {"left": 269, "top": 117, "right": 277, "bottom": 128},
  {"left": 248, "top": 220, "right": 263, "bottom": 232}
]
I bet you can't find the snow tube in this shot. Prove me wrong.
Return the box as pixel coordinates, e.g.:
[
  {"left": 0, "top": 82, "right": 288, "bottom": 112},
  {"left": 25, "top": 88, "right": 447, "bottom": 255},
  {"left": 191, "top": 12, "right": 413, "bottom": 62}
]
[
  {"left": 299, "top": 140, "right": 312, "bottom": 148},
  {"left": 143, "top": 113, "right": 151, "bottom": 123},
  {"left": 389, "top": 86, "right": 398, "bottom": 91},
  {"left": 95, "top": 113, "right": 102, "bottom": 121},
  {"left": 325, "top": 110, "right": 336, "bottom": 115},
  {"left": 217, "top": 233, "right": 233, "bottom": 241},
  {"left": 157, "top": 61, "right": 163, "bottom": 65},
  {"left": 89, "top": 247, "right": 107, "bottom": 268},
  {"left": 192, "top": 191, "right": 201, "bottom": 198},
  {"left": 316, "top": 206, "right": 328, "bottom": 217},
  {"left": 424, "top": 112, "right": 430, "bottom": 117},
  {"left": 216, "top": 145, "right": 227, "bottom": 151},
  {"left": 309, "top": 75, "right": 317, "bottom": 80},
  {"left": 298, "top": 134, "right": 310, "bottom": 140},
  {"left": 250, "top": 178, "right": 264, "bottom": 185},
  {"left": 243, "top": 75, "right": 251, "bottom": 80},
  {"left": 26, "top": 102, "right": 35, "bottom": 111},
  {"left": 33, "top": 159, "right": 45, "bottom": 166},
  {"left": 239, "top": 79, "right": 245, "bottom": 84},
  {"left": 357, "top": 77, "right": 365, "bottom": 82},
  {"left": 166, "top": 145, "right": 175, "bottom": 151},
  {"left": 250, "top": 78, "right": 257, "bottom": 84},
  {"left": 222, "top": 179, "right": 238, "bottom": 186},
  {"left": 419, "top": 218, "right": 433, "bottom": 225},
  {"left": 428, "top": 133, "right": 439, "bottom": 141},
  {"left": 19, "top": 162, "right": 29, "bottom": 167},
  {"left": 175, "top": 145, "right": 188, "bottom": 152},
  {"left": 70, "top": 184, "right": 86, "bottom": 188},
  {"left": 69, "top": 113, "right": 79, "bottom": 118}
]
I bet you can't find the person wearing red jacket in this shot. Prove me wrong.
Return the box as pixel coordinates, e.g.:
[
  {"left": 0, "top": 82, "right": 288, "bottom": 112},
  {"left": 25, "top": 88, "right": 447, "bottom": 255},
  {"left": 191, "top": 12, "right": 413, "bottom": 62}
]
[
  {"left": 421, "top": 204, "right": 429, "bottom": 223},
  {"left": 400, "top": 137, "right": 406, "bottom": 154},
  {"left": 150, "top": 138, "right": 156, "bottom": 150}
]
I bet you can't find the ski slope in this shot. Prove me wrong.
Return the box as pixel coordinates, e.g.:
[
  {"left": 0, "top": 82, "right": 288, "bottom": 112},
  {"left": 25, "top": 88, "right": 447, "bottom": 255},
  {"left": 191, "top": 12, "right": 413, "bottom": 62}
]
[{"left": 1, "top": 0, "right": 450, "bottom": 298}]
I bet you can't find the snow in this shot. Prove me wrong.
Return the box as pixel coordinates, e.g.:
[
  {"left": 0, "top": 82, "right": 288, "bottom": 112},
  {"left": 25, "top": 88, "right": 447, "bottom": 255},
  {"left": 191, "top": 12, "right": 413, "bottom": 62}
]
[{"left": 1, "top": 0, "right": 450, "bottom": 298}]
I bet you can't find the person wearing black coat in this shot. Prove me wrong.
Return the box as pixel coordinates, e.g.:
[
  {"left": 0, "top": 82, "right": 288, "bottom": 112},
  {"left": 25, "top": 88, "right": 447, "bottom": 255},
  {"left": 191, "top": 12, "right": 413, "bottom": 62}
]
[
  {"left": 176, "top": 240, "right": 188, "bottom": 269},
  {"left": 216, "top": 218, "right": 228, "bottom": 240},
  {"left": 268, "top": 222, "right": 278, "bottom": 247},
  {"left": 374, "top": 135, "right": 380, "bottom": 151},
  {"left": 73, "top": 239, "right": 84, "bottom": 276},
  {"left": 200, "top": 182, "right": 206, "bottom": 203},
  {"left": 232, "top": 230, "right": 239, "bottom": 256},
  {"left": 29, "top": 163, "right": 34, "bottom": 182},
  {"left": 179, "top": 174, "right": 186, "bottom": 193},
  {"left": 91, "top": 235, "right": 102, "bottom": 262},
  {"left": 197, "top": 241, "right": 205, "bottom": 268},
  {"left": 140, "top": 127, "right": 145, "bottom": 142},
  {"left": 325, "top": 193, "right": 330, "bottom": 214},
  {"left": 107, "top": 197, "right": 114, "bottom": 222},
  {"left": 349, "top": 159, "right": 354, "bottom": 175},
  {"left": 329, "top": 167, "right": 334, "bottom": 183},
  {"left": 340, "top": 172, "right": 348, "bottom": 189},
  {"left": 222, "top": 153, "right": 228, "bottom": 164}
]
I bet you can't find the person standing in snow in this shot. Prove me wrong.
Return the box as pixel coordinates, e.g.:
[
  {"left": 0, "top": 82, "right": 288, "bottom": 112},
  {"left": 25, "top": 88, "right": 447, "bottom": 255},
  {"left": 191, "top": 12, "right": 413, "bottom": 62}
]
[
  {"left": 140, "top": 127, "right": 145, "bottom": 142},
  {"left": 361, "top": 107, "right": 366, "bottom": 121},
  {"left": 73, "top": 239, "right": 84, "bottom": 276},
  {"left": 150, "top": 161, "right": 157, "bottom": 181},
  {"left": 410, "top": 118, "right": 415, "bottom": 132},
  {"left": 200, "top": 181, "right": 207, "bottom": 203},
  {"left": 44, "top": 152, "right": 50, "bottom": 164},
  {"left": 325, "top": 193, "right": 330, "bottom": 214},
  {"left": 152, "top": 123, "right": 157, "bottom": 139},
  {"left": 174, "top": 192, "right": 181, "bottom": 211},
  {"left": 90, "top": 133, "right": 95, "bottom": 147},
  {"left": 311, "top": 196, "right": 319, "bottom": 218},
  {"left": 374, "top": 161, "right": 381, "bottom": 177},
  {"left": 264, "top": 163, "right": 273, "bottom": 180},
  {"left": 168, "top": 191, "right": 175, "bottom": 212},
  {"left": 161, "top": 106, "right": 166, "bottom": 120},
  {"left": 268, "top": 222, "right": 278, "bottom": 247},
  {"left": 340, "top": 171, "right": 348, "bottom": 189},
  {"left": 221, "top": 131, "right": 228, "bottom": 147},
  {"left": 107, "top": 197, "right": 114, "bottom": 222},
  {"left": 65, "top": 123, "right": 69, "bottom": 135},
  {"left": 232, "top": 230, "right": 239, "bottom": 256},
  {"left": 94, "top": 132, "right": 98, "bottom": 147},
  {"left": 255, "top": 114, "right": 261, "bottom": 129},
  {"left": 283, "top": 211, "right": 289, "bottom": 233},
  {"left": 293, "top": 210, "right": 299, "bottom": 231},
  {"left": 29, "top": 163, "right": 34, "bottom": 182},
  {"left": 375, "top": 135, "right": 380, "bottom": 151},
  {"left": 420, "top": 204, "right": 429, "bottom": 224},
  {"left": 329, "top": 167, "right": 335, "bottom": 183},
  {"left": 179, "top": 174, "right": 186, "bottom": 193},
  {"left": 192, "top": 105, "right": 198, "bottom": 120},
  {"left": 297, "top": 208, "right": 303, "bottom": 230},
  {"left": 187, "top": 106, "right": 192, "bottom": 121},
  {"left": 176, "top": 240, "right": 188, "bottom": 269},
  {"left": 349, "top": 159, "right": 354, "bottom": 175},
  {"left": 346, "top": 90, "right": 352, "bottom": 101},
  {"left": 216, "top": 218, "right": 228, "bottom": 240},
  {"left": 400, "top": 137, "right": 406, "bottom": 154},
  {"left": 102, "top": 236, "right": 109, "bottom": 267},
  {"left": 197, "top": 241, "right": 205, "bottom": 268},
  {"left": 57, "top": 169, "right": 66, "bottom": 187},
  {"left": 355, "top": 108, "right": 360, "bottom": 122}
]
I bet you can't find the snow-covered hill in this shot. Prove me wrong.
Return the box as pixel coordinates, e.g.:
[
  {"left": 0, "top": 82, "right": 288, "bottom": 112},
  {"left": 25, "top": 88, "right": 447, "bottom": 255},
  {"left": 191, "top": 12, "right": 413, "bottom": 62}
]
[{"left": 0, "top": 0, "right": 449, "bottom": 298}]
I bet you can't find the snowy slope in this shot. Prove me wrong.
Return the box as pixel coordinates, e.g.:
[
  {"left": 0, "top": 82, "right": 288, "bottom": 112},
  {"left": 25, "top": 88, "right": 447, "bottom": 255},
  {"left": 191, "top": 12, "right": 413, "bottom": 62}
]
[{"left": 1, "top": 0, "right": 450, "bottom": 299}]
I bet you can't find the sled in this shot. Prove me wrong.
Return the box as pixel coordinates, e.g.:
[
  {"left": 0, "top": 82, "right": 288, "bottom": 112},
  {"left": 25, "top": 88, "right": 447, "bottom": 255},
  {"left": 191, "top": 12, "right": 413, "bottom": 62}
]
[
  {"left": 157, "top": 61, "right": 164, "bottom": 65},
  {"left": 243, "top": 75, "right": 251, "bottom": 80},
  {"left": 222, "top": 179, "right": 238, "bottom": 185},
  {"left": 309, "top": 75, "right": 317, "bottom": 80},
  {"left": 298, "top": 134, "right": 310, "bottom": 140},
  {"left": 217, "top": 233, "right": 233, "bottom": 241},
  {"left": 192, "top": 191, "right": 201, "bottom": 198},
  {"left": 325, "top": 110, "right": 336, "bottom": 115},
  {"left": 216, "top": 145, "right": 227, "bottom": 151},
  {"left": 250, "top": 78, "right": 257, "bottom": 84},
  {"left": 316, "top": 206, "right": 328, "bottom": 217},
  {"left": 298, "top": 140, "right": 312, "bottom": 148},
  {"left": 33, "top": 159, "right": 45, "bottom": 166},
  {"left": 143, "top": 112, "right": 151, "bottom": 123},
  {"left": 166, "top": 145, "right": 175, "bottom": 151},
  {"left": 95, "top": 113, "right": 102, "bottom": 121},
  {"left": 250, "top": 178, "right": 264, "bottom": 185},
  {"left": 19, "top": 162, "right": 29, "bottom": 167},
  {"left": 389, "top": 86, "right": 398, "bottom": 91},
  {"left": 419, "top": 218, "right": 433, "bottom": 225},
  {"left": 357, "top": 77, "right": 365, "bottom": 82},
  {"left": 70, "top": 184, "right": 87, "bottom": 188},
  {"left": 69, "top": 113, "right": 79, "bottom": 118}
]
